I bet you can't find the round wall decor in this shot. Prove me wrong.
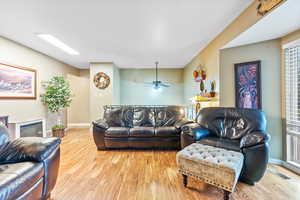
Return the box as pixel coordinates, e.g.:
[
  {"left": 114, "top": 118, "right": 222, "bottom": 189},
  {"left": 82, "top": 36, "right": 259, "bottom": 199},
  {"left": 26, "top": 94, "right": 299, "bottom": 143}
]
[{"left": 93, "top": 72, "right": 110, "bottom": 89}]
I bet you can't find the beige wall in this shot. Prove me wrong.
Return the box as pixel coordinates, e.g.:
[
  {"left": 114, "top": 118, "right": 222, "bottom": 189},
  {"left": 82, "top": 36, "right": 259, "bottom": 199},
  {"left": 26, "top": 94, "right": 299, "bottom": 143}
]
[
  {"left": 67, "top": 73, "right": 90, "bottom": 125},
  {"left": 0, "top": 36, "right": 79, "bottom": 130},
  {"left": 183, "top": 1, "right": 286, "bottom": 103},
  {"left": 89, "top": 63, "right": 119, "bottom": 122},
  {"left": 113, "top": 64, "right": 120, "bottom": 104},
  {"left": 79, "top": 69, "right": 90, "bottom": 78},
  {"left": 281, "top": 29, "right": 300, "bottom": 46},
  {"left": 220, "top": 39, "right": 282, "bottom": 159}
]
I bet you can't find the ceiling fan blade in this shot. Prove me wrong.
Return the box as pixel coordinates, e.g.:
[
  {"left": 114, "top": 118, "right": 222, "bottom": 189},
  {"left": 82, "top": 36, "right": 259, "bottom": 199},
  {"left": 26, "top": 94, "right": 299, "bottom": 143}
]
[
  {"left": 143, "top": 82, "right": 154, "bottom": 84},
  {"left": 160, "top": 83, "right": 171, "bottom": 87}
]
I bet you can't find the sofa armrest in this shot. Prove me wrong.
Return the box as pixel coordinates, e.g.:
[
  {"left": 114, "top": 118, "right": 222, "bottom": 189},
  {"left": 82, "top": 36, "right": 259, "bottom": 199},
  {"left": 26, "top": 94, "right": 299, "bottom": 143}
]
[
  {"left": 93, "top": 119, "right": 109, "bottom": 130},
  {"left": 181, "top": 123, "right": 211, "bottom": 140},
  {"left": 240, "top": 131, "right": 271, "bottom": 148},
  {"left": 0, "top": 137, "right": 60, "bottom": 164},
  {"left": 174, "top": 118, "right": 194, "bottom": 129}
]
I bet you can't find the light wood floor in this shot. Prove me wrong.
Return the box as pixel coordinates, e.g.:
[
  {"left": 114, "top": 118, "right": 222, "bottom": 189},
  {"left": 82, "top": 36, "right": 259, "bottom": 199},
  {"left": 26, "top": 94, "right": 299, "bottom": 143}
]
[{"left": 51, "top": 128, "right": 300, "bottom": 200}]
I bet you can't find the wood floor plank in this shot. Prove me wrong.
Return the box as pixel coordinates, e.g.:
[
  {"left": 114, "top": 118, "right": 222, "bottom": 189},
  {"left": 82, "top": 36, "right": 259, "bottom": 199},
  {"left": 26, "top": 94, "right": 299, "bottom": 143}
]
[{"left": 50, "top": 128, "right": 300, "bottom": 200}]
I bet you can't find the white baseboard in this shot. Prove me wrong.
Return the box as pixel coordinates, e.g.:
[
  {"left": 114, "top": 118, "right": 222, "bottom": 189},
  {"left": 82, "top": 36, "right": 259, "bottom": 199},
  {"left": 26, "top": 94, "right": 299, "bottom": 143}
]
[
  {"left": 68, "top": 123, "right": 90, "bottom": 127},
  {"left": 269, "top": 158, "right": 300, "bottom": 175},
  {"left": 283, "top": 161, "right": 300, "bottom": 174},
  {"left": 269, "top": 158, "right": 284, "bottom": 165}
]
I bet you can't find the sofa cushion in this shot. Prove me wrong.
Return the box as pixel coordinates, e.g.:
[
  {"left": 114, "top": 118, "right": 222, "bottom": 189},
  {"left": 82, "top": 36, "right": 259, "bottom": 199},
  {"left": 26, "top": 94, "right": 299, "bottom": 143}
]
[
  {"left": 133, "top": 107, "right": 155, "bottom": 127},
  {"left": 105, "top": 127, "right": 130, "bottom": 137},
  {"left": 155, "top": 127, "right": 180, "bottom": 137},
  {"left": 198, "top": 136, "right": 241, "bottom": 152},
  {"left": 130, "top": 127, "right": 155, "bottom": 137},
  {"left": 0, "top": 137, "right": 61, "bottom": 164},
  {"left": 155, "top": 106, "right": 185, "bottom": 127},
  {"left": 104, "top": 106, "right": 133, "bottom": 127},
  {"left": 197, "top": 107, "right": 266, "bottom": 140},
  {"left": 0, "top": 162, "right": 44, "bottom": 200}
]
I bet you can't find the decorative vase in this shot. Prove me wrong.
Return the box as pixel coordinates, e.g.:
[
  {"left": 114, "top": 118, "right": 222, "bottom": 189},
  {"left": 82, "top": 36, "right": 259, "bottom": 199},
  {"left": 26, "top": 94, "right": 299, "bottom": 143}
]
[
  {"left": 200, "top": 80, "right": 205, "bottom": 94},
  {"left": 210, "top": 91, "right": 216, "bottom": 97}
]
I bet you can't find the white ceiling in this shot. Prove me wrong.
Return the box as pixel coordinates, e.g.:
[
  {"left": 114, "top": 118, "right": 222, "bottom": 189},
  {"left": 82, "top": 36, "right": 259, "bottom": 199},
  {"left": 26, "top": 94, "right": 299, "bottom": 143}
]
[
  {"left": 223, "top": 0, "right": 300, "bottom": 49},
  {"left": 0, "top": 0, "right": 253, "bottom": 69}
]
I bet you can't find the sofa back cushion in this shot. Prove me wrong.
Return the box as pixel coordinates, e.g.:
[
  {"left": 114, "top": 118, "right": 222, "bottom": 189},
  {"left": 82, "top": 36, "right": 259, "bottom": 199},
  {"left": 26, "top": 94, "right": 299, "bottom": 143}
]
[
  {"left": 133, "top": 107, "right": 155, "bottom": 127},
  {"left": 197, "top": 107, "right": 266, "bottom": 140},
  {"left": 103, "top": 106, "right": 133, "bottom": 127},
  {"left": 103, "top": 105, "right": 185, "bottom": 128},
  {"left": 0, "top": 125, "right": 10, "bottom": 150},
  {"left": 155, "top": 106, "right": 185, "bottom": 127}
]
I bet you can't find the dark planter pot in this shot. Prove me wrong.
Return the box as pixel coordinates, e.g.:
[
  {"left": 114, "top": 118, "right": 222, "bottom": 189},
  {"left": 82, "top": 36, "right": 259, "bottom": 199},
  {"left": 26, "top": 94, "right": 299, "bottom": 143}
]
[
  {"left": 210, "top": 92, "right": 216, "bottom": 97},
  {"left": 52, "top": 128, "right": 65, "bottom": 138}
]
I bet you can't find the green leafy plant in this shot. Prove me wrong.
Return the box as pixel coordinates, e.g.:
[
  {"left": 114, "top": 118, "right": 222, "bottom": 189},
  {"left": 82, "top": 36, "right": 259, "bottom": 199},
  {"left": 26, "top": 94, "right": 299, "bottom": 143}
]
[
  {"left": 41, "top": 76, "right": 72, "bottom": 129},
  {"left": 52, "top": 125, "right": 65, "bottom": 130}
]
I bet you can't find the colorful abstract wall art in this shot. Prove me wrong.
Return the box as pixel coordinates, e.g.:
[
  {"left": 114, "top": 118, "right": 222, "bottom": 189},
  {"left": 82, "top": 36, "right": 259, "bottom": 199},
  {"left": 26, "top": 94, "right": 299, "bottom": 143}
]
[{"left": 234, "top": 61, "right": 261, "bottom": 109}]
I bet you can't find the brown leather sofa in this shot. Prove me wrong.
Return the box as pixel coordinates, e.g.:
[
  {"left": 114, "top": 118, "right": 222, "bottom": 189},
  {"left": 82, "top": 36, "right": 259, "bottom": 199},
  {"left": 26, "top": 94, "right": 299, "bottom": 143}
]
[
  {"left": 93, "top": 105, "right": 192, "bottom": 149},
  {"left": 181, "top": 107, "right": 270, "bottom": 185},
  {"left": 0, "top": 125, "right": 61, "bottom": 200}
]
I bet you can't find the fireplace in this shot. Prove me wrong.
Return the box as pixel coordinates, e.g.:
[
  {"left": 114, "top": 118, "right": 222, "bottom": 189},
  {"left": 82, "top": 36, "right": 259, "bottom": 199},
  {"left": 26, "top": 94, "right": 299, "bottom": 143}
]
[{"left": 8, "top": 119, "right": 46, "bottom": 140}]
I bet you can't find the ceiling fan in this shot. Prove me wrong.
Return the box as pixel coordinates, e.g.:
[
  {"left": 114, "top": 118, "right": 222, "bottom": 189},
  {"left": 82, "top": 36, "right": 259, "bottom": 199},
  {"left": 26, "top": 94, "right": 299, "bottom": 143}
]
[{"left": 145, "top": 62, "right": 171, "bottom": 90}]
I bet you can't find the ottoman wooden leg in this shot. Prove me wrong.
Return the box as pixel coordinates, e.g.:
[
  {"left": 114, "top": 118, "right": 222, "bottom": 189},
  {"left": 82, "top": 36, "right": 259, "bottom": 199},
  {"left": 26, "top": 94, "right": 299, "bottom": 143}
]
[
  {"left": 223, "top": 190, "right": 230, "bottom": 200},
  {"left": 182, "top": 174, "right": 188, "bottom": 187}
]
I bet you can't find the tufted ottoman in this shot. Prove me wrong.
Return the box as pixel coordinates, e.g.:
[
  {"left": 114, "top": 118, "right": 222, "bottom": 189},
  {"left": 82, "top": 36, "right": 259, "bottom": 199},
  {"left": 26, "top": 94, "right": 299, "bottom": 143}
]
[{"left": 176, "top": 143, "right": 244, "bottom": 200}]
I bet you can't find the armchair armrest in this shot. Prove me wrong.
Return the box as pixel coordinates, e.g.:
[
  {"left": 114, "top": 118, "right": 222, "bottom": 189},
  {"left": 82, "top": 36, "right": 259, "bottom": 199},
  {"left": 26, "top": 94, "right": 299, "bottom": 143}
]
[
  {"left": 174, "top": 118, "right": 194, "bottom": 129},
  {"left": 181, "top": 123, "right": 211, "bottom": 140},
  {"left": 240, "top": 131, "right": 271, "bottom": 148},
  {"left": 92, "top": 119, "right": 109, "bottom": 130},
  {"left": 0, "top": 137, "right": 60, "bottom": 164}
]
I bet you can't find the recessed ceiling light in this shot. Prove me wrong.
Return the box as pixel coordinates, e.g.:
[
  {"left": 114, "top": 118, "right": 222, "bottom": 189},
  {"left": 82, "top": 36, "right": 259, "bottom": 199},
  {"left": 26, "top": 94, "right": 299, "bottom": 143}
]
[{"left": 37, "top": 34, "right": 79, "bottom": 55}]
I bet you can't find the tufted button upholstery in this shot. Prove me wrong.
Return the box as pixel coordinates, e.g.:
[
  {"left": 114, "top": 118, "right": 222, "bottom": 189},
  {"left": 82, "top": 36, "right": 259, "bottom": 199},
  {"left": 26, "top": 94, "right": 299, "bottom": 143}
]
[{"left": 176, "top": 143, "right": 244, "bottom": 192}]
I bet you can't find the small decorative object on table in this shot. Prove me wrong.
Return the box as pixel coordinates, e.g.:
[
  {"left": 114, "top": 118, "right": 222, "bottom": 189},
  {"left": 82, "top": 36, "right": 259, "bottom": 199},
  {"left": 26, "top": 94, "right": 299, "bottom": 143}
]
[
  {"left": 210, "top": 80, "right": 216, "bottom": 97},
  {"left": 41, "top": 76, "right": 73, "bottom": 138},
  {"left": 176, "top": 143, "right": 244, "bottom": 200}
]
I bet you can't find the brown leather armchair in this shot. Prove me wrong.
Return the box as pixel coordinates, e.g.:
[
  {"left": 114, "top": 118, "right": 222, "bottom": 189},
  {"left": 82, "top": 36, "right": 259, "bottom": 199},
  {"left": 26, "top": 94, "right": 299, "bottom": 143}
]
[{"left": 181, "top": 107, "right": 270, "bottom": 185}]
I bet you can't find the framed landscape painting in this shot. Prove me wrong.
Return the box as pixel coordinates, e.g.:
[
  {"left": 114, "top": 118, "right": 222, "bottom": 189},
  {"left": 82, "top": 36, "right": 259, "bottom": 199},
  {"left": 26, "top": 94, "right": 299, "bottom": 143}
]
[
  {"left": 234, "top": 61, "right": 261, "bottom": 109},
  {"left": 0, "top": 63, "right": 37, "bottom": 99}
]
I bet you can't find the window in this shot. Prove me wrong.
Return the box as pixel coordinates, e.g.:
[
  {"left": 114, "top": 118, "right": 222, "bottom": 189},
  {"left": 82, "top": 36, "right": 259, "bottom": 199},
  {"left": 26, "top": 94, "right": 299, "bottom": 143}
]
[{"left": 285, "top": 44, "right": 300, "bottom": 165}]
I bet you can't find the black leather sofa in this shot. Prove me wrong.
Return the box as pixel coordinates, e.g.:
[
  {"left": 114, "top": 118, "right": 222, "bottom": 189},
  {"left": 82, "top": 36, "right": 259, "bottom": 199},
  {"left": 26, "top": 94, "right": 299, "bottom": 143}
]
[
  {"left": 181, "top": 107, "right": 270, "bottom": 185},
  {"left": 93, "top": 105, "right": 192, "bottom": 149},
  {"left": 0, "top": 125, "right": 61, "bottom": 200}
]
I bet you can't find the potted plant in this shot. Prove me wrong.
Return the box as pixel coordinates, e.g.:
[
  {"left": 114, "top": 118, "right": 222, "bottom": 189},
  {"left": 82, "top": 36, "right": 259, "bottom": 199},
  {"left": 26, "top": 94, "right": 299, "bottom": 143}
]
[
  {"left": 41, "top": 76, "right": 72, "bottom": 138},
  {"left": 210, "top": 80, "right": 216, "bottom": 97}
]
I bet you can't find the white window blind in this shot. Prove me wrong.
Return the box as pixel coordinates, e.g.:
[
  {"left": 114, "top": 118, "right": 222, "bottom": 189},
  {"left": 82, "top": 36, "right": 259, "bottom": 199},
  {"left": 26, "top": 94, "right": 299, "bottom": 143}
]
[
  {"left": 285, "top": 45, "right": 300, "bottom": 165},
  {"left": 285, "top": 45, "right": 300, "bottom": 131}
]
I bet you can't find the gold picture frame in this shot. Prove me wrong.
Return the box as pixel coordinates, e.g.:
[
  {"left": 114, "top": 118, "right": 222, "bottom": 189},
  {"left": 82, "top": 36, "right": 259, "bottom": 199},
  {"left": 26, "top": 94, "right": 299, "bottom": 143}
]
[
  {"left": 257, "top": 0, "right": 285, "bottom": 16},
  {"left": 0, "top": 63, "right": 37, "bottom": 99}
]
